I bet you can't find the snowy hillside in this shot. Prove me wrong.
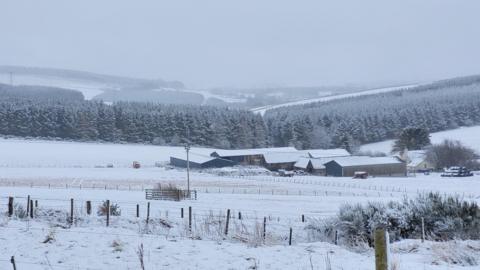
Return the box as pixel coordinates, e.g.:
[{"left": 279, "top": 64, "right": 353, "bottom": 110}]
[
  {"left": 360, "top": 126, "right": 480, "bottom": 154},
  {"left": 250, "top": 83, "right": 421, "bottom": 115}
]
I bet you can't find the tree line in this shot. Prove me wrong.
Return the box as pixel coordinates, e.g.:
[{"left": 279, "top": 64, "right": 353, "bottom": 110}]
[
  {"left": 2, "top": 74, "right": 480, "bottom": 151},
  {"left": 0, "top": 84, "right": 268, "bottom": 149},
  {"left": 264, "top": 76, "right": 480, "bottom": 151}
]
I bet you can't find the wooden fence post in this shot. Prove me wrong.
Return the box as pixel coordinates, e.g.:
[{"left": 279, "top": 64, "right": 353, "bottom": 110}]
[
  {"left": 136, "top": 204, "right": 140, "bottom": 218},
  {"left": 10, "top": 256, "right": 16, "bottom": 270},
  {"left": 289, "top": 227, "right": 293, "bottom": 246},
  {"left": 26, "top": 195, "right": 30, "bottom": 216},
  {"left": 181, "top": 208, "right": 184, "bottom": 218},
  {"left": 263, "top": 217, "right": 267, "bottom": 240},
  {"left": 301, "top": 214, "right": 305, "bottom": 222},
  {"left": 35, "top": 200, "right": 38, "bottom": 208},
  {"left": 70, "top": 198, "right": 74, "bottom": 224},
  {"left": 146, "top": 202, "right": 150, "bottom": 224},
  {"left": 30, "top": 200, "right": 34, "bottom": 218},
  {"left": 421, "top": 217, "right": 425, "bottom": 243},
  {"left": 106, "top": 200, "right": 110, "bottom": 227},
  {"left": 224, "top": 209, "right": 231, "bottom": 235},
  {"left": 8, "top": 197, "right": 14, "bottom": 217},
  {"left": 86, "top": 201, "right": 91, "bottom": 215},
  {"left": 188, "top": 206, "right": 192, "bottom": 232},
  {"left": 238, "top": 211, "right": 242, "bottom": 220},
  {"left": 374, "top": 228, "right": 389, "bottom": 270}
]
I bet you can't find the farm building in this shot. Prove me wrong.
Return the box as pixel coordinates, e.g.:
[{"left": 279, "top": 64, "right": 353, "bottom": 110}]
[
  {"left": 210, "top": 147, "right": 297, "bottom": 165},
  {"left": 397, "top": 150, "right": 434, "bottom": 173},
  {"left": 170, "top": 153, "right": 235, "bottom": 169},
  {"left": 263, "top": 152, "right": 302, "bottom": 171},
  {"left": 294, "top": 158, "right": 328, "bottom": 175},
  {"left": 302, "top": 148, "right": 350, "bottom": 159},
  {"left": 324, "top": 156, "right": 406, "bottom": 177}
]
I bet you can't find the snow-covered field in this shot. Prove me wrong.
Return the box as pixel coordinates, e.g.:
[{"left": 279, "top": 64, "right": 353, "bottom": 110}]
[
  {"left": 360, "top": 126, "right": 480, "bottom": 154},
  {"left": 2, "top": 137, "right": 480, "bottom": 269},
  {"left": 251, "top": 84, "right": 421, "bottom": 115}
]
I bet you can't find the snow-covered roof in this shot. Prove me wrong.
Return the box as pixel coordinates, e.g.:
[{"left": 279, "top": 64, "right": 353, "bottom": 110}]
[
  {"left": 212, "top": 147, "right": 298, "bottom": 157},
  {"left": 406, "top": 150, "right": 427, "bottom": 167},
  {"left": 302, "top": 148, "right": 350, "bottom": 158},
  {"left": 170, "top": 152, "right": 216, "bottom": 164},
  {"left": 263, "top": 152, "right": 302, "bottom": 164},
  {"left": 294, "top": 157, "right": 327, "bottom": 169},
  {"left": 327, "top": 156, "right": 403, "bottom": 167}
]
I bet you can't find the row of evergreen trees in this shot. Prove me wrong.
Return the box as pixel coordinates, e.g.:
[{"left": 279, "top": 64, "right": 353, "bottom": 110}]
[
  {"left": 2, "top": 75, "right": 480, "bottom": 150},
  {"left": 264, "top": 78, "right": 480, "bottom": 151},
  {"left": 0, "top": 84, "right": 268, "bottom": 149}
]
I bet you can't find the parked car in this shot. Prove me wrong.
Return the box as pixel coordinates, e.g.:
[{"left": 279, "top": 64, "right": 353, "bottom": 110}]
[{"left": 441, "top": 166, "right": 473, "bottom": 177}]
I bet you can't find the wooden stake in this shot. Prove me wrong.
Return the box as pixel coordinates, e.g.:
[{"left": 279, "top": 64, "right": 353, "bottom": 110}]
[
  {"left": 374, "top": 228, "right": 389, "bottom": 270},
  {"left": 86, "top": 201, "right": 92, "bottom": 215},
  {"left": 421, "top": 217, "right": 425, "bottom": 243},
  {"left": 29, "top": 200, "right": 33, "bottom": 218},
  {"left": 263, "top": 217, "right": 267, "bottom": 240},
  {"left": 136, "top": 204, "right": 139, "bottom": 218},
  {"left": 188, "top": 206, "right": 192, "bottom": 232},
  {"left": 146, "top": 202, "right": 150, "bottom": 224},
  {"left": 35, "top": 200, "right": 38, "bottom": 208},
  {"left": 26, "top": 195, "right": 30, "bottom": 216},
  {"left": 181, "top": 208, "right": 184, "bottom": 218},
  {"left": 289, "top": 227, "right": 293, "bottom": 246},
  {"left": 238, "top": 211, "right": 242, "bottom": 220},
  {"left": 70, "top": 198, "right": 74, "bottom": 224},
  {"left": 106, "top": 200, "right": 110, "bottom": 227},
  {"left": 224, "top": 209, "right": 231, "bottom": 235},
  {"left": 10, "top": 256, "right": 16, "bottom": 270},
  {"left": 301, "top": 214, "right": 305, "bottom": 222},
  {"left": 8, "top": 197, "right": 13, "bottom": 217}
]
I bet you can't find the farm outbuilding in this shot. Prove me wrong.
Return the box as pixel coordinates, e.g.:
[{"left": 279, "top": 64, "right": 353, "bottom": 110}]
[
  {"left": 170, "top": 153, "right": 235, "bottom": 169},
  {"left": 324, "top": 156, "right": 406, "bottom": 177},
  {"left": 397, "top": 150, "right": 434, "bottom": 173},
  {"left": 294, "top": 158, "right": 328, "bottom": 175},
  {"left": 210, "top": 147, "right": 297, "bottom": 166},
  {"left": 263, "top": 152, "right": 302, "bottom": 171}
]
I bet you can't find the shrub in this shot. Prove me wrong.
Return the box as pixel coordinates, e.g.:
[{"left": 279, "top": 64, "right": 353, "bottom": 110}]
[
  {"left": 97, "top": 201, "right": 121, "bottom": 216},
  {"left": 308, "top": 192, "right": 480, "bottom": 247}
]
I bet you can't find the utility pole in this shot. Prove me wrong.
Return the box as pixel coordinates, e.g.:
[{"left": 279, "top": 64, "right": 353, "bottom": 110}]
[{"left": 185, "top": 143, "right": 191, "bottom": 195}]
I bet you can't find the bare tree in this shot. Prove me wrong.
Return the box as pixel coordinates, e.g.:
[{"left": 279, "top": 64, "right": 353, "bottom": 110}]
[{"left": 426, "top": 139, "right": 478, "bottom": 169}]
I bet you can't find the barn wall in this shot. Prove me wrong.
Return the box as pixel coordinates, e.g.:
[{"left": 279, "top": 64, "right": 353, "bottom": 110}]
[
  {"left": 265, "top": 162, "right": 295, "bottom": 171},
  {"left": 202, "top": 158, "right": 236, "bottom": 168},
  {"left": 325, "top": 161, "right": 343, "bottom": 176},
  {"left": 342, "top": 163, "right": 406, "bottom": 177}
]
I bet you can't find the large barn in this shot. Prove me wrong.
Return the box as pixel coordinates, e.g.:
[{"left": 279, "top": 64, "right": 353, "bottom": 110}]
[
  {"left": 170, "top": 153, "right": 235, "bottom": 169},
  {"left": 324, "top": 156, "right": 406, "bottom": 177}
]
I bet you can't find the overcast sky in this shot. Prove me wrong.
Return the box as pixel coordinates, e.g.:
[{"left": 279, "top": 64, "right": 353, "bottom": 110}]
[{"left": 2, "top": 0, "right": 480, "bottom": 88}]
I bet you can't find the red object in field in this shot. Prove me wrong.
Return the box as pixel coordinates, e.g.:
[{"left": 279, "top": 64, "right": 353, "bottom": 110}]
[{"left": 133, "top": 161, "right": 141, "bottom": 169}]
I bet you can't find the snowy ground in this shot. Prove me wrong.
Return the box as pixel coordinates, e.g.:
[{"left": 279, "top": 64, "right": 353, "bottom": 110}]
[
  {"left": 2, "top": 138, "right": 480, "bottom": 269},
  {"left": 360, "top": 126, "right": 480, "bottom": 154}
]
